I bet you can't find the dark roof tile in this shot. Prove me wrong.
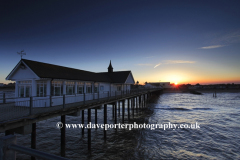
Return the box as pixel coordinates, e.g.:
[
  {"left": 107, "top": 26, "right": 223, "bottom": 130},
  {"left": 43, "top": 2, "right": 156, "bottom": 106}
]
[{"left": 21, "top": 59, "right": 132, "bottom": 83}]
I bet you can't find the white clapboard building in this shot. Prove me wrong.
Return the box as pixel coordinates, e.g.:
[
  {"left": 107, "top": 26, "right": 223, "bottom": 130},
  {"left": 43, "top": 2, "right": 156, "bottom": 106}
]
[{"left": 6, "top": 59, "right": 135, "bottom": 107}]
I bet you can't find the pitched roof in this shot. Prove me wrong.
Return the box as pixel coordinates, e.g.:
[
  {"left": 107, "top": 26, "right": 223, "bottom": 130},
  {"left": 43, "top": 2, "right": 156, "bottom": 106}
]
[
  {"left": 97, "top": 71, "right": 132, "bottom": 83},
  {"left": 16, "top": 59, "right": 132, "bottom": 83}
]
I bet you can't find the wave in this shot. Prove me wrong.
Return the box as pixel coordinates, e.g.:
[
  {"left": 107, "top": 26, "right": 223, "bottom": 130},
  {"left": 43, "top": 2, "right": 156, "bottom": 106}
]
[
  {"left": 192, "top": 108, "right": 212, "bottom": 110},
  {"left": 154, "top": 108, "right": 190, "bottom": 111},
  {"left": 154, "top": 107, "right": 212, "bottom": 111},
  {"left": 232, "top": 96, "right": 240, "bottom": 100}
]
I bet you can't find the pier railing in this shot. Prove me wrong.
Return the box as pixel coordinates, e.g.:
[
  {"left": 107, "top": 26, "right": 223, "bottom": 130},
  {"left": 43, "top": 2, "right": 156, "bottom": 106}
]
[{"left": 0, "top": 88, "right": 161, "bottom": 123}]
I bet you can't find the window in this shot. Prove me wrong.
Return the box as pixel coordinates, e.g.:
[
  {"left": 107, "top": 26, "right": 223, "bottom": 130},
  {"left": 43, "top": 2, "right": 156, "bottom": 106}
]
[
  {"left": 51, "top": 81, "right": 63, "bottom": 96},
  {"left": 100, "top": 86, "right": 104, "bottom": 91},
  {"left": 26, "top": 86, "right": 31, "bottom": 97},
  {"left": 86, "top": 83, "right": 92, "bottom": 93},
  {"left": 18, "top": 86, "right": 24, "bottom": 97},
  {"left": 18, "top": 81, "right": 32, "bottom": 97},
  {"left": 77, "top": 82, "right": 84, "bottom": 94},
  {"left": 117, "top": 85, "right": 121, "bottom": 91},
  {"left": 94, "top": 83, "right": 98, "bottom": 93},
  {"left": 66, "top": 81, "right": 75, "bottom": 95},
  {"left": 37, "top": 81, "right": 47, "bottom": 97}
]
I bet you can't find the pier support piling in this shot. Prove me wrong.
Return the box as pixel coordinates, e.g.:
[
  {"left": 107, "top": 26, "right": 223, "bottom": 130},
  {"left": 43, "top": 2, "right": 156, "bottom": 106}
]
[
  {"left": 88, "top": 109, "right": 91, "bottom": 151},
  {"left": 118, "top": 101, "right": 120, "bottom": 114},
  {"left": 95, "top": 108, "right": 97, "bottom": 125},
  {"left": 128, "top": 99, "right": 130, "bottom": 121},
  {"left": 63, "top": 95, "right": 65, "bottom": 109},
  {"left": 31, "top": 123, "right": 36, "bottom": 160},
  {"left": 61, "top": 115, "right": 66, "bottom": 157},
  {"left": 112, "top": 104, "right": 114, "bottom": 119},
  {"left": 132, "top": 98, "right": 134, "bottom": 118},
  {"left": 3, "top": 93, "right": 6, "bottom": 104},
  {"left": 122, "top": 100, "right": 125, "bottom": 124},
  {"left": 104, "top": 104, "right": 107, "bottom": 140},
  {"left": 137, "top": 97, "right": 139, "bottom": 108},
  {"left": 82, "top": 110, "right": 84, "bottom": 135},
  {"left": 139, "top": 96, "right": 141, "bottom": 108},
  {"left": 115, "top": 102, "right": 117, "bottom": 124}
]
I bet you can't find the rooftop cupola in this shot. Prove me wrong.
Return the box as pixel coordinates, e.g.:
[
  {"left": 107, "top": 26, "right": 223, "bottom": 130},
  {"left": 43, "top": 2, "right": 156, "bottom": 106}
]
[{"left": 108, "top": 60, "right": 113, "bottom": 73}]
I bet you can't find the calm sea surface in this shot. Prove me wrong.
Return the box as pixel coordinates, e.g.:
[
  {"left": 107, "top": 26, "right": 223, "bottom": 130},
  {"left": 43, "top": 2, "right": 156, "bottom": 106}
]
[{"left": 1, "top": 92, "right": 240, "bottom": 159}]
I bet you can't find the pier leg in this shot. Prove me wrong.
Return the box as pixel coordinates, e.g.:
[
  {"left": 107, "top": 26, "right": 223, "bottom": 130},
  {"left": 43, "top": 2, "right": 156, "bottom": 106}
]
[
  {"left": 104, "top": 104, "right": 107, "bottom": 140},
  {"left": 139, "top": 96, "right": 141, "bottom": 108},
  {"left": 144, "top": 94, "right": 146, "bottom": 108},
  {"left": 82, "top": 110, "right": 84, "bottom": 135},
  {"left": 95, "top": 108, "right": 97, "bottom": 126},
  {"left": 132, "top": 98, "right": 134, "bottom": 118},
  {"left": 112, "top": 104, "right": 114, "bottom": 119},
  {"left": 115, "top": 102, "right": 117, "bottom": 124},
  {"left": 61, "top": 115, "right": 66, "bottom": 157},
  {"left": 3, "top": 93, "right": 5, "bottom": 104},
  {"left": 133, "top": 97, "right": 135, "bottom": 107},
  {"left": 31, "top": 123, "right": 36, "bottom": 160},
  {"left": 122, "top": 100, "right": 125, "bottom": 124},
  {"left": 118, "top": 101, "right": 120, "bottom": 115},
  {"left": 136, "top": 97, "right": 138, "bottom": 112},
  {"left": 138, "top": 97, "right": 139, "bottom": 112},
  {"left": 88, "top": 109, "right": 91, "bottom": 151},
  {"left": 142, "top": 95, "right": 144, "bottom": 108},
  {"left": 128, "top": 99, "right": 130, "bottom": 121}
]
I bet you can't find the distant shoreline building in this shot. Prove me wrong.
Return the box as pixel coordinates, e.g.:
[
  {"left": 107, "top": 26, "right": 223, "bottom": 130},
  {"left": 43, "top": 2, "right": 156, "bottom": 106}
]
[
  {"left": 6, "top": 59, "right": 135, "bottom": 107},
  {"left": 145, "top": 82, "right": 173, "bottom": 89}
]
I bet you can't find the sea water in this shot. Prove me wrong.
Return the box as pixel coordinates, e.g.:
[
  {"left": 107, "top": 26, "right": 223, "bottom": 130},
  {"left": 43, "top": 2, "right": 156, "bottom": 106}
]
[{"left": 1, "top": 92, "right": 240, "bottom": 159}]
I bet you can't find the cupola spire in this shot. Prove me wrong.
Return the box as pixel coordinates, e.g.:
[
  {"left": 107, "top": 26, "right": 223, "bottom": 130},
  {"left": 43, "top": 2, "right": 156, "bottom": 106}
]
[{"left": 108, "top": 60, "right": 113, "bottom": 73}]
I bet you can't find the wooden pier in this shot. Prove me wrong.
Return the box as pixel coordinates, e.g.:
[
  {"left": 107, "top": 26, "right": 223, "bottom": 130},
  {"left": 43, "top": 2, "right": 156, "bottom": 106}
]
[{"left": 0, "top": 88, "right": 161, "bottom": 159}]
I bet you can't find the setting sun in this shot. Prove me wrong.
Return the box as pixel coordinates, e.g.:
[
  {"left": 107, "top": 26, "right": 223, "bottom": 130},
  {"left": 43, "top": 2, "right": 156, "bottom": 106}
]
[{"left": 175, "top": 82, "right": 178, "bottom": 85}]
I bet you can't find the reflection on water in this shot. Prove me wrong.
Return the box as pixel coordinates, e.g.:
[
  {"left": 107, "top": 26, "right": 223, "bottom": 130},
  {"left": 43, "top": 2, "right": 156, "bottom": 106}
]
[{"left": 1, "top": 92, "right": 240, "bottom": 159}]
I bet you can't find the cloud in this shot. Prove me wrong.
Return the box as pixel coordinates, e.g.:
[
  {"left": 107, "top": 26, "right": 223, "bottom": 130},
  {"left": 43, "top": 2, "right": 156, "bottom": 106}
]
[
  {"left": 154, "top": 63, "right": 161, "bottom": 68},
  {"left": 137, "top": 64, "right": 153, "bottom": 66},
  {"left": 154, "top": 60, "right": 195, "bottom": 68},
  {"left": 164, "top": 60, "right": 196, "bottom": 64},
  {"left": 199, "top": 45, "right": 225, "bottom": 49},
  {"left": 212, "top": 30, "right": 240, "bottom": 44},
  {"left": 201, "top": 30, "right": 240, "bottom": 49}
]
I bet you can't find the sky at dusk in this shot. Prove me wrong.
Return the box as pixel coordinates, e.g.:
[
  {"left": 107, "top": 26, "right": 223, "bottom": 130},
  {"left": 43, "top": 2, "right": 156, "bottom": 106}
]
[{"left": 1, "top": 0, "right": 240, "bottom": 85}]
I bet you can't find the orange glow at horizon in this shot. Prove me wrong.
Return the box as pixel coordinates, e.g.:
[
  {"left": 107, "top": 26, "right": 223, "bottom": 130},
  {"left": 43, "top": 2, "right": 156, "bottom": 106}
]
[
  {"left": 136, "top": 72, "right": 240, "bottom": 85},
  {"left": 134, "top": 65, "right": 240, "bottom": 85}
]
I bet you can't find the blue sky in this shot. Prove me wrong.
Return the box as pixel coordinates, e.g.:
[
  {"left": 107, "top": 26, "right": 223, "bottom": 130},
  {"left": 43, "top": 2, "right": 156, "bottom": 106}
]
[{"left": 1, "top": 0, "right": 240, "bottom": 84}]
